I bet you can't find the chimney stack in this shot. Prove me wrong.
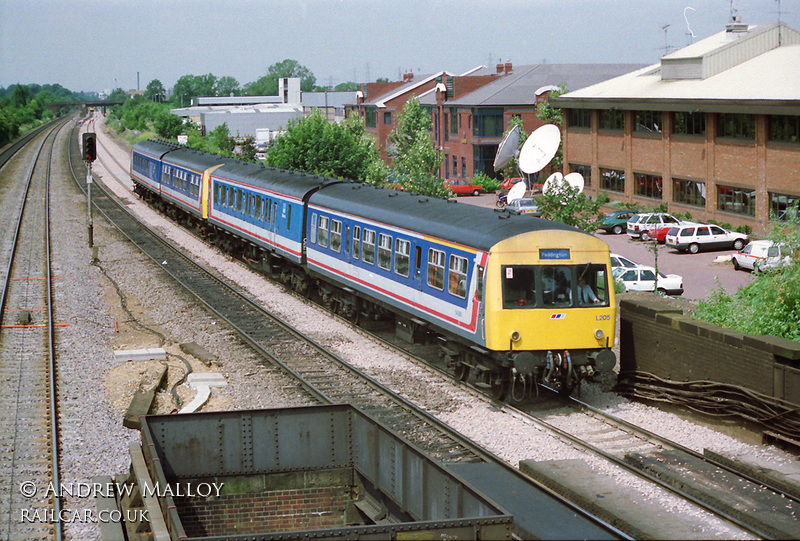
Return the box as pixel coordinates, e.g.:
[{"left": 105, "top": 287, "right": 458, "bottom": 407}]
[{"left": 504, "top": 62, "right": 513, "bottom": 74}]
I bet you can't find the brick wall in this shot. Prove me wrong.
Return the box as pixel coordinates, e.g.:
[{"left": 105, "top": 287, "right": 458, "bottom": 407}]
[
  {"left": 174, "top": 469, "right": 352, "bottom": 537},
  {"left": 619, "top": 298, "right": 800, "bottom": 405}
]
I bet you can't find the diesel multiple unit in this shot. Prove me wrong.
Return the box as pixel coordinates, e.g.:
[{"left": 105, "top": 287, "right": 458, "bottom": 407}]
[{"left": 130, "top": 140, "right": 617, "bottom": 399}]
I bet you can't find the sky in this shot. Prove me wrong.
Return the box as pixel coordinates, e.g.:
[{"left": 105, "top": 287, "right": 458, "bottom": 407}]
[{"left": 2, "top": 0, "right": 797, "bottom": 94}]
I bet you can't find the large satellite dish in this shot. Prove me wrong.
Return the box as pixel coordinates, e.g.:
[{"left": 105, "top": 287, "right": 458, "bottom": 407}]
[
  {"left": 518, "top": 124, "right": 561, "bottom": 175},
  {"left": 543, "top": 172, "right": 585, "bottom": 196},
  {"left": 542, "top": 172, "right": 564, "bottom": 195},
  {"left": 506, "top": 181, "right": 526, "bottom": 203},
  {"left": 563, "top": 172, "right": 585, "bottom": 194},
  {"left": 493, "top": 125, "right": 520, "bottom": 172}
]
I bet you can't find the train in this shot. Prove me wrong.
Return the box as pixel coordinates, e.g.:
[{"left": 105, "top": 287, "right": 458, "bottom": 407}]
[{"left": 130, "top": 139, "right": 617, "bottom": 400}]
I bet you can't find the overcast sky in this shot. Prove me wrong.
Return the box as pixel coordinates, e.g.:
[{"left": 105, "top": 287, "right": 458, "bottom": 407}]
[{"left": 2, "top": 0, "right": 797, "bottom": 94}]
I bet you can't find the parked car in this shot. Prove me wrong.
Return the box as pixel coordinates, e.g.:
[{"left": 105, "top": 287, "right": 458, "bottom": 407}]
[
  {"left": 613, "top": 265, "right": 684, "bottom": 296},
  {"left": 610, "top": 253, "right": 639, "bottom": 270},
  {"left": 665, "top": 224, "right": 748, "bottom": 253},
  {"left": 601, "top": 210, "right": 639, "bottom": 235},
  {"left": 627, "top": 213, "right": 684, "bottom": 240},
  {"left": 499, "top": 177, "right": 524, "bottom": 190},
  {"left": 645, "top": 223, "right": 681, "bottom": 243},
  {"left": 731, "top": 240, "right": 792, "bottom": 271},
  {"left": 445, "top": 178, "right": 483, "bottom": 196},
  {"left": 506, "top": 198, "right": 541, "bottom": 216}
]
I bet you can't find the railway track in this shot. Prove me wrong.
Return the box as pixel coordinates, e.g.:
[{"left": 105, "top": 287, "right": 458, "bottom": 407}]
[
  {"left": 0, "top": 117, "right": 71, "bottom": 541},
  {"left": 69, "top": 121, "right": 625, "bottom": 540}
]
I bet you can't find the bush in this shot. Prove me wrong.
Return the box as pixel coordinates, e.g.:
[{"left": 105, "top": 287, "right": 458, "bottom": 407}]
[{"left": 472, "top": 172, "right": 500, "bottom": 193}]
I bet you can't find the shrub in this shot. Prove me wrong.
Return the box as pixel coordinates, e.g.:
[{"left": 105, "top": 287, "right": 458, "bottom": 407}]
[{"left": 472, "top": 172, "right": 500, "bottom": 193}]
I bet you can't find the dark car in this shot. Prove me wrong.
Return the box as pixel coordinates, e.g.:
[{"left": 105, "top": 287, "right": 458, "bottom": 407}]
[
  {"left": 601, "top": 210, "right": 638, "bottom": 235},
  {"left": 445, "top": 178, "right": 483, "bottom": 196}
]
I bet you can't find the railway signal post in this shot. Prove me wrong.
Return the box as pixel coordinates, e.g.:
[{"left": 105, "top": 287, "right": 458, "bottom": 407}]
[{"left": 82, "top": 132, "right": 97, "bottom": 252}]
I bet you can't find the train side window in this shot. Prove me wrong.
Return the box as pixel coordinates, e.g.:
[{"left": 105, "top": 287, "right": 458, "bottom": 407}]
[
  {"left": 255, "top": 196, "right": 262, "bottom": 220},
  {"left": 272, "top": 202, "right": 277, "bottom": 224},
  {"left": 330, "top": 220, "right": 342, "bottom": 252},
  {"left": 245, "top": 193, "right": 251, "bottom": 216},
  {"left": 227, "top": 187, "right": 234, "bottom": 209},
  {"left": 363, "top": 229, "right": 376, "bottom": 264},
  {"left": 377, "top": 233, "right": 392, "bottom": 270},
  {"left": 427, "top": 248, "right": 445, "bottom": 291},
  {"left": 251, "top": 195, "right": 257, "bottom": 218},
  {"left": 310, "top": 214, "right": 318, "bottom": 244},
  {"left": 395, "top": 238, "right": 410, "bottom": 277},
  {"left": 448, "top": 255, "right": 468, "bottom": 299},
  {"left": 318, "top": 215, "right": 329, "bottom": 248},
  {"left": 352, "top": 226, "right": 361, "bottom": 259}
]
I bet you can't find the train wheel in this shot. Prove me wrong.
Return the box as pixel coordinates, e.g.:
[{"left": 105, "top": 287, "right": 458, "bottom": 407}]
[
  {"left": 454, "top": 362, "right": 470, "bottom": 382},
  {"left": 488, "top": 372, "right": 509, "bottom": 401}
]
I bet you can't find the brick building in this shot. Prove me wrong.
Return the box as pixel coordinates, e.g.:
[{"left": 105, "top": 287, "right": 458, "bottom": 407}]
[{"left": 551, "top": 21, "right": 800, "bottom": 234}]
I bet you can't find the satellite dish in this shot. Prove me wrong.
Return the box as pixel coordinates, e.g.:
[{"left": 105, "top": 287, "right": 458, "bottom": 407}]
[
  {"left": 518, "top": 124, "right": 561, "bottom": 175},
  {"left": 493, "top": 125, "right": 520, "bottom": 172},
  {"left": 542, "top": 172, "right": 564, "bottom": 195},
  {"left": 563, "top": 172, "right": 585, "bottom": 194},
  {"left": 506, "top": 181, "right": 526, "bottom": 203}
]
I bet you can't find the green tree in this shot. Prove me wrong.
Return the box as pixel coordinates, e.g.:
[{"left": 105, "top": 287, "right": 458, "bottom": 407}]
[
  {"left": 245, "top": 59, "right": 316, "bottom": 95},
  {"left": 11, "top": 84, "right": 31, "bottom": 108},
  {"left": 107, "top": 88, "right": 128, "bottom": 102},
  {"left": 144, "top": 79, "right": 166, "bottom": 102},
  {"left": 217, "top": 76, "right": 241, "bottom": 97},
  {"left": 534, "top": 182, "right": 604, "bottom": 233},
  {"left": 266, "top": 110, "right": 384, "bottom": 182},
  {"left": 535, "top": 83, "right": 567, "bottom": 169},
  {"left": 172, "top": 74, "right": 217, "bottom": 106},
  {"left": 387, "top": 97, "right": 446, "bottom": 197},
  {"left": 154, "top": 109, "right": 183, "bottom": 139}
]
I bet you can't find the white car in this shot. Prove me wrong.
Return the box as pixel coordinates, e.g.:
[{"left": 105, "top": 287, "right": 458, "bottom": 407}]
[
  {"left": 610, "top": 253, "right": 639, "bottom": 271},
  {"left": 626, "top": 213, "right": 683, "bottom": 240},
  {"left": 613, "top": 265, "right": 684, "bottom": 296},
  {"left": 665, "top": 224, "right": 748, "bottom": 253},
  {"left": 731, "top": 240, "right": 791, "bottom": 271}
]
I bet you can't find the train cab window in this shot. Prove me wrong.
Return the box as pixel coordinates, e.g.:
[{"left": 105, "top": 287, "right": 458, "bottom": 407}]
[
  {"left": 448, "top": 255, "right": 468, "bottom": 299},
  {"left": 377, "top": 233, "right": 392, "bottom": 270},
  {"left": 427, "top": 249, "right": 445, "bottom": 291},
  {"left": 542, "top": 266, "right": 572, "bottom": 307},
  {"left": 502, "top": 266, "right": 536, "bottom": 308},
  {"left": 395, "top": 239, "right": 410, "bottom": 277},
  {"left": 362, "top": 229, "right": 376, "bottom": 264},
  {"left": 577, "top": 264, "right": 610, "bottom": 306},
  {"left": 352, "top": 226, "right": 361, "bottom": 259},
  {"left": 317, "top": 215, "right": 329, "bottom": 248},
  {"left": 330, "top": 220, "right": 342, "bottom": 252}
]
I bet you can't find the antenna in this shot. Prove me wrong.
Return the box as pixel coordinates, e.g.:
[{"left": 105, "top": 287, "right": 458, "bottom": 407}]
[
  {"left": 518, "top": 124, "right": 561, "bottom": 175},
  {"left": 493, "top": 125, "right": 520, "bottom": 172},
  {"left": 661, "top": 24, "right": 672, "bottom": 55}
]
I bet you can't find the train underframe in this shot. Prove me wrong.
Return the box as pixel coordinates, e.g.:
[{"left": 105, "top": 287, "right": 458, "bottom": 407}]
[{"left": 134, "top": 184, "right": 611, "bottom": 401}]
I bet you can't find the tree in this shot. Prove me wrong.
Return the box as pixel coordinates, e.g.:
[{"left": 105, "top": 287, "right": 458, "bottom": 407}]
[
  {"left": 217, "top": 76, "right": 241, "bottom": 97},
  {"left": 266, "top": 110, "right": 385, "bottom": 182},
  {"left": 144, "top": 79, "right": 166, "bottom": 102},
  {"left": 172, "top": 74, "right": 218, "bottom": 106},
  {"left": 535, "top": 83, "right": 567, "bottom": 169},
  {"left": 534, "top": 182, "right": 604, "bottom": 233},
  {"left": 154, "top": 110, "right": 183, "bottom": 139},
  {"left": 387, "top": 97, "right": 447, "bottom": 198},
  {"left": 245, "top": 59, "right": 316, "bottom": 95}
]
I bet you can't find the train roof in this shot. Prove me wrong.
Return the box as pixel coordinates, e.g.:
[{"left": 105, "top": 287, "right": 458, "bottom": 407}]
[
  {"left": 310, "top": 183, "right": 585, "bottom": 252},
  {"left": 133, "top": 140, "right": 236, "bottom": 171},
  {"left": 216, "top": 162, "right": 343, "bottom": 200}
]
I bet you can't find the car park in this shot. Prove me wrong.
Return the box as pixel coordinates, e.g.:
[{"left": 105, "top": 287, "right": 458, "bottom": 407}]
[
  {"left": 601, "top": 210, "right": 638, "bottom": 235},
  {"left": 627, "top": 213, "right": 684, "bottom": 240},
  {"left": 610, "top": 253, "right": 638, "bottom": 270},
  {"left": 613, "top": 265, "right": 684, "bottom": 296},
  {"left": 665, "top": 224, "right": 748, "bottom": 253},
  {"left": 444, "top": 178, "right": 483, "bottom": 196},
  {"left": 731, "top": 240, "right": 792, "bottom": 271},
  {"left": 506, "top": 198, "right": 541, "bottom": 216}
]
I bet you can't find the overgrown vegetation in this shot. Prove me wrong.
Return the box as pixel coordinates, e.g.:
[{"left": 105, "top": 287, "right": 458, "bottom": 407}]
[{"left": 693, "top": 211, "right": 800, "bottom": 342}]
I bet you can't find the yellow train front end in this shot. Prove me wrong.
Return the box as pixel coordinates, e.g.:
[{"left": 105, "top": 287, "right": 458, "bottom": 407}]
[{"left": 483, "top": 228, "right": 616, "bottom": 395}]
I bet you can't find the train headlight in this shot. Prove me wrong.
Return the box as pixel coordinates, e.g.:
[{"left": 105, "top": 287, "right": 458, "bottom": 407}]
[
  {"left": 511, "top": 330, "right": 521, "bottom": 342},
  {"left": 594, "top": 328, "right": 605, "bottom": 340}
]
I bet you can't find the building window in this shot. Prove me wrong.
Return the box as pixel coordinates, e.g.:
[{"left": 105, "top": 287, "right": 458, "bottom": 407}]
[
  {"left": 427, "top": 248, "right": 445, "bottom": 291},
  {"left": 365, "top": 107, "right": 377, "bottom": 128},
  {"left": 383, "top": 112, "right": 391, "bottom": 125},
  {"left": 473, "top": 107, "right": 504, "bottom": 137},
  {"left": 377, "top": 233, "right": 392, "bottom": 271},
  {"left": 568, "top": 109, "right": 591, "bottom": 128},
  {"left": 634, "top": 173, "right": 662, "bottom": 199},
  {"left": 444, "top": 154, "right": 449, "bottom": 178},
  {"left": 474, "top": 145, "right": 497, "bottom": 180},
  {"left": 769, "top": 115, "right": 800, "bottom": 143},
  {"left": 673, "top": 178, "right": 706, "bottom": 207},
  {"left": 461, "top": 157, "right": 467, "bottom": 178},
  {"left": 452, "top": 156, "right": 457, "bottom": 177},
  {"left": 674, "top": 112, "right": 705, "bottom": 136},
  {"left": 450, "top": 108, "right": 458, "bottom": 134},
  {"left": 718, "top": 113, "right": 755, "bottom": 140},
  {"left": 769, "top": 192, "right": 800, "bottom": 220},
  {"left": 600, "top": 110, "right": 625, "bottom": 131},
  {"left": 395, "top": 238, "right": 410, "bottom": 277},
  {"left": 718, "top": 185, "right": 755, "bottom": 216},
  {"left": 634, "top": 111, "right": 662, "bottom": 134},
  {"left": 569, "top": 164, "right": 591, "bottom": 187},
  {"left": 448, "top": 255, "right": 468, "bottom": 299},
  {"left": 600, "top": 168, "right": 625, "bottom": 193}
]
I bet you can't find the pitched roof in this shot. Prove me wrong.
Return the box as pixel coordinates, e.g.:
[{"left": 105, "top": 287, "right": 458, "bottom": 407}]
[{"left": 361, "top": 72, "right": 451, "bottom": 108}]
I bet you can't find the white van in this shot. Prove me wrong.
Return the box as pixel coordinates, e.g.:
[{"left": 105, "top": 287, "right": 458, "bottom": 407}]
[{"left": 731, "top": 240, "right": 791, "bottom": 271}]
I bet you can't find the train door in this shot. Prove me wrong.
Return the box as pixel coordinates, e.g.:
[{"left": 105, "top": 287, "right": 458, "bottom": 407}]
[
  {"left": 410, "top": 243, "right": 423, "bottom": 291},
  {"left": 265, "top": 198, "right": 277, "bottom": 248}
]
